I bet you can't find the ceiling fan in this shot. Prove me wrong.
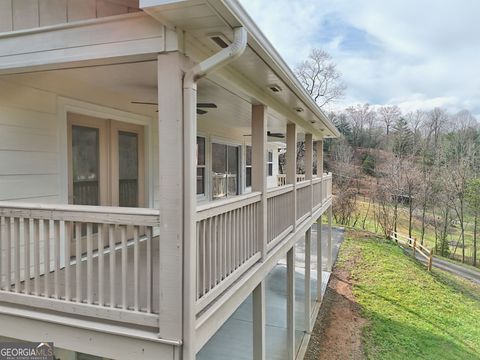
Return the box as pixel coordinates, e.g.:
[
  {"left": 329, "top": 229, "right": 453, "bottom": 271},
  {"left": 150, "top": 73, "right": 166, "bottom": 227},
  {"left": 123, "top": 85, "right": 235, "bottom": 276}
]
[
  {"left": 131, "top": 101, "right": 217, "bottom": 115},
  {"left": 244, "top": 131, "right": 285, "bottom": 139}
]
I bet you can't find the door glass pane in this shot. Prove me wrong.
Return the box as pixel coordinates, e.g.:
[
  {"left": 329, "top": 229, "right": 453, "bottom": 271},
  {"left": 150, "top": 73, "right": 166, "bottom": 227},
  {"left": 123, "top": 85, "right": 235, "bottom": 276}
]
[
  {"left": 212, "top": 143, "right": 227, "bottom": 199},
  {"left": 118, "top": 131, "right": 139, "bottom": 207},
  {"left": 72, "top": 126, "right": 99, "bottom": 206},
  {"left": 227, "top": 145, "right": 239, "bottom": 196}
]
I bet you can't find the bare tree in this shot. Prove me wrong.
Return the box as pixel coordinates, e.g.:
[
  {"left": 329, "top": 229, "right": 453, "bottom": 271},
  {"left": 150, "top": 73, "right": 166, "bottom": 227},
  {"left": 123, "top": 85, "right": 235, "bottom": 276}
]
[
  {"left": 345, "top": 104, "right": 376, "bottom": 147},
  {"left": 379, "top": 105, "right": 401, "bottom": 136},
  {"left": 295, "top": 48, "right": 346, "bottom": 108}
]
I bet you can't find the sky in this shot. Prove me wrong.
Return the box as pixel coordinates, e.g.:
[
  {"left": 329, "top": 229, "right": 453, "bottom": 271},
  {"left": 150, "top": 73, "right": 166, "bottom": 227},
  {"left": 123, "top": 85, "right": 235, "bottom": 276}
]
[{"left": 239, "top": 0, "right": 480, "bottom": 117}]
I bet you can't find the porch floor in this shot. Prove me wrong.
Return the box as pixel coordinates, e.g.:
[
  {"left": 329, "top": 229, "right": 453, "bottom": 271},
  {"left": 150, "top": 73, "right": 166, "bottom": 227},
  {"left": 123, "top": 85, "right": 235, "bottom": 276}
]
[{"left": 197, "top": 226, "right": 344, "bottom": 360}]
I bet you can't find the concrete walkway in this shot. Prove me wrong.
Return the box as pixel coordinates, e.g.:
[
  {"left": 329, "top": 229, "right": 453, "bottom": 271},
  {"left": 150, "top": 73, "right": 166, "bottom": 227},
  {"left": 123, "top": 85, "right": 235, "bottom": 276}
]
[{"left": 197, "top": 226, "right": 345, "bottom": 360}]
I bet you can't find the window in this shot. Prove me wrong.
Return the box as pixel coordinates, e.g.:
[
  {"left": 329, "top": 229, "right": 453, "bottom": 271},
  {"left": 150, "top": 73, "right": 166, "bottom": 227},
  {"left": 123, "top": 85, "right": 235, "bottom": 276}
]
[
  {"left": 197, "top": 136, "right": 206, "bottom": 195},
  {"left": 246, "top": 145, "right": 252, "bottom": 188},
  {"left": 212, "top": 143, "right": 239, "bottom": 199},
  {"left": 267, "top": 150, "right": 273, "bottom": 176}
]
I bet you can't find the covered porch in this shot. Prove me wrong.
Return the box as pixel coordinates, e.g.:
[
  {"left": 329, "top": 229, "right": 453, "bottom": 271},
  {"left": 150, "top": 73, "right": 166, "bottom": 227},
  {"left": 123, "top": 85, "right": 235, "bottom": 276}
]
[{"left": 0, "top": 6, "right": 337, "bottom": 358}]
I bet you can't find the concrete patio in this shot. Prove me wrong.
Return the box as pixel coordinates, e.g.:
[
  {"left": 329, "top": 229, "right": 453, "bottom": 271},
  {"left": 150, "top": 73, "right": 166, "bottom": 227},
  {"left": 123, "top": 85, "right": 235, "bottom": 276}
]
[{"left": 197, "top": 226, "right": 344, "bottom": 360}]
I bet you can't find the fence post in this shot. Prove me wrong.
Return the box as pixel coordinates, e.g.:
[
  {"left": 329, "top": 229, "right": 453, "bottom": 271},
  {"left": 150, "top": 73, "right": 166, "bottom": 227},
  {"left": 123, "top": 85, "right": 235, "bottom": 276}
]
[
  {"left": 428, "top": 251, "right": 433, "bottom": 271},
  {"left": 413, "top": 237, "right": 417, "bottom": 256}
]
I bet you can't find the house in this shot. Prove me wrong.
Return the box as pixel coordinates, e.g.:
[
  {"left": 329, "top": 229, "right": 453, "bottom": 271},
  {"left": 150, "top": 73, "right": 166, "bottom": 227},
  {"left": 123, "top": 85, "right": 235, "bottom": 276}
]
[{"left": 0, "top": 0, "right": 339, "bottom": 359}]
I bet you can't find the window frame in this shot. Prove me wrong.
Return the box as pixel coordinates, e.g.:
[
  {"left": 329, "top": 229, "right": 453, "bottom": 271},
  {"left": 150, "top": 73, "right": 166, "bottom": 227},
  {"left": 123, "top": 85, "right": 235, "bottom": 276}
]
[
  {"left": 196, "top": 135, "right": 208, "bottom": 201},
  {"left": 267, "top": 150, "right": 273, "bottom": 177}
]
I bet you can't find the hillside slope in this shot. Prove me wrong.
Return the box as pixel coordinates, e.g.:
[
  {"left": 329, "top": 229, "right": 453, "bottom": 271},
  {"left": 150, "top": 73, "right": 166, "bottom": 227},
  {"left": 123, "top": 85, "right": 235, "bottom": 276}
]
[{"left": 307, "top": 231, "right": 480, "bottom": 360}]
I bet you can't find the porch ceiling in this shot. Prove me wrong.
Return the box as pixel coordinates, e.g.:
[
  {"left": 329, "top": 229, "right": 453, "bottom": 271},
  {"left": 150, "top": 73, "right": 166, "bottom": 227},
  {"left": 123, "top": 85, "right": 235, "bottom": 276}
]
[
  {"left": 141, "top": 0, "right": 339, "bottom": 139},
  {"left": 0, "top": 60, "right": 298, "bottom": 139}
]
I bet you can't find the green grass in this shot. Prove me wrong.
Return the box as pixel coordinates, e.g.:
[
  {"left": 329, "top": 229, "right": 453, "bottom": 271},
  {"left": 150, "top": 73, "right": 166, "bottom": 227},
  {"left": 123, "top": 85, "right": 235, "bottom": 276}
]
[
  {"left": 339, "top": 198, "right": 480, "bottom": 268},
  {"left": 338, "top": 232, "right": 480, "bottom": 360}
]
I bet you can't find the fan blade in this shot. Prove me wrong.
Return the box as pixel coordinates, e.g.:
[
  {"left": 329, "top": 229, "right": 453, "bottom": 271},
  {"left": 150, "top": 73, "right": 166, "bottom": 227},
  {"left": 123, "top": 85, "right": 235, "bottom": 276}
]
[
  {"left": 197, "top": 109, "right": 208, "bottom": 115},
  {"left": 197, "top": 103, "right": 217, "bottom": 109},
  {"left": 267, "top": 131, "right": 285, "bottom": 138},
  {"left": 131, "top": 101, "right": 158, "bottom": 105}
]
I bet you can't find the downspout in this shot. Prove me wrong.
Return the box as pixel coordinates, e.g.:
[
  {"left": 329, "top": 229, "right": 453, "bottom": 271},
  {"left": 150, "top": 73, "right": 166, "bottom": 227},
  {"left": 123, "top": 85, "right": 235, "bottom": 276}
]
[{"left": 183, "top": 26, "right": 247, "bottom": 360}]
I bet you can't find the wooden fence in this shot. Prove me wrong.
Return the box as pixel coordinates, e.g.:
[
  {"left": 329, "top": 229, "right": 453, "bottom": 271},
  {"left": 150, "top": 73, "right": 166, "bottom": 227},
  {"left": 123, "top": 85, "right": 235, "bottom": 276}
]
[{"left": 390, "top": 231, "right": 433, "bottom": 271}]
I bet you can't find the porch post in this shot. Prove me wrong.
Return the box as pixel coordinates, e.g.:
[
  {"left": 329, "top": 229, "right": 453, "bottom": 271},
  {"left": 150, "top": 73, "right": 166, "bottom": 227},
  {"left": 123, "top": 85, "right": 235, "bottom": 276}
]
[
  {"left": 287, "top": 246, "right": 296, "bottom": 360},
  {"left": 305, "top": 133, "right": 313, "bottom": 213},
  {"left": 183, "top": 62, "right": 198, "bottom": 359},
  {"left": 316, "top": 139, "right": 324, "bottom": 177},
  {"left": 253, "top": 281, "right": 266, "bottom": 360},
  {"left": 316, "top": 216, "right": 323, "bottom": 302},
  {"left": 252, "top": 104, "right": 268, "bottom": 259},
  {"left": 286, "top": 123, "right": 297, "bottom": 230},
  {"left": 157, "top": 53, "right": 187, "bottom": 341},
  {"left": 304, "top": 228, "right": 312, "bottom": 333},
  {"left": 327, "top": 205, "right": 333, "bottom": 271}
]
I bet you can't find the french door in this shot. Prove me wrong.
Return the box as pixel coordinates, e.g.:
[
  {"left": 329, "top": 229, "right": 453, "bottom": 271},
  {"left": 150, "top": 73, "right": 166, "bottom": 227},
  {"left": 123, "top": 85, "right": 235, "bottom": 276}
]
[
  {"left": 67, "top": 113, "right": 145, "bottom": 208},
  {"left": 212, "top": 143, "right": 239, "bottom": 199}
]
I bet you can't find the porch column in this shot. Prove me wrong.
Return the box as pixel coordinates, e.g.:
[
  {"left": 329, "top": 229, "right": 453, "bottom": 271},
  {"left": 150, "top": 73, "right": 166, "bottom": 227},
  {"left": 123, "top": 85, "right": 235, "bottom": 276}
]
[
  {"left": 316, "top": 216, "right": 323, "bottom": 302},
  {"left": 286, "top": 123, "right": 297, "bottom": 230},
  {"left": 253, "top": 281, "right": 266, "bottom": 360},
  {"left": 252, "top": 104, "right": 268, "bottom": 259},
  {"left": 327, "top": 205, "right": 333, "bottom": 271},
  {"left": 287, "top": 246, "right": 296, "bottom": 360},
  {"left": 316, "top": 139, "right": 324, "bottom": 177},
  {"left": 157, "top": 53, "right": 188, "bottom": 341},
  {"left": 305, "top": 133, "right": 313, "bottom": 213},
  {"left": 304, "top": 228, "right": 312, "bottom": 333}
]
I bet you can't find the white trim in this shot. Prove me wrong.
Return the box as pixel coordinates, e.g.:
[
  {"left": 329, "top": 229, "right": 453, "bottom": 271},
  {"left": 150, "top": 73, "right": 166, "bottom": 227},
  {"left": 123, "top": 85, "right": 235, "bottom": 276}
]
[
  {"left": 57, "top": 97, "right": 154, "bottom": 207},
  {"left": 196, "top": 132, "right": 209, "bottom": 202}
]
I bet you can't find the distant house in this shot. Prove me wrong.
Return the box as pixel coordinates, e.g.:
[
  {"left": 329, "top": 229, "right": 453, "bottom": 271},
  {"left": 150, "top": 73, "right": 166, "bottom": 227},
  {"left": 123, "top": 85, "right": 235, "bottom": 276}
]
[{"left": 0, "top": 1, "right": 339, "bottom": 359}]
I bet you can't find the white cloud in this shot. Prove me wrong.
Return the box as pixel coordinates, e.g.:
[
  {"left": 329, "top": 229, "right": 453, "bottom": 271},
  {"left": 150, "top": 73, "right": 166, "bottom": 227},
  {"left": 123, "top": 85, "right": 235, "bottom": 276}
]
[{"left": 239, "top": 0, "right": 480, "bottom": 117}]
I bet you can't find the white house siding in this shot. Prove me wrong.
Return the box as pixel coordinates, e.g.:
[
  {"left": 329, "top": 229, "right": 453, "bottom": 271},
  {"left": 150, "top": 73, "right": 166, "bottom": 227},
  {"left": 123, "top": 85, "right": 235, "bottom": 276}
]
[
  {"left": 0, "top": 80, "right": 60, "bottom": 203},
  {"left": 0, "top": 0, "right": 140, "bottom": 32}
]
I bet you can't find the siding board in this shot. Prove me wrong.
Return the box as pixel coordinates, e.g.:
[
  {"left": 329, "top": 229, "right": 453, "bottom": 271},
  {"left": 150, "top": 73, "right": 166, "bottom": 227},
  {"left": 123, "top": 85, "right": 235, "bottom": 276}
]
[
  {"left": 0, "top": 125, "right": 57, "bottom": 153},
  {"left": 67, "top": 0, "right": 96, "bottom": 22},
  {"left": 0, "top": 151, "right": 58, "bottom": 175},
  {"left": 39, "top": 0, "right": 67, "bottom": 26},
  {"left": 96, "top": 0, "right": 128, "bottom": 17},
  {"left": 0, "top": 0, "right": 13, "bottom": 33},
  {"left": 0, "top": 175, "right": 59, "bottom": 200},
  {"left": 13, "top": 0, "right": 40, "bottom": 30}
]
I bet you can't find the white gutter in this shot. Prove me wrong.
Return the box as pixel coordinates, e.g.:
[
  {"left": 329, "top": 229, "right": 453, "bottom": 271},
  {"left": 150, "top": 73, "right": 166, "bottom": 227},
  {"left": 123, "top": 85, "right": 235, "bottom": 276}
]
[{"left": 182, "top": 26, "right": 247, "bottom": 360}]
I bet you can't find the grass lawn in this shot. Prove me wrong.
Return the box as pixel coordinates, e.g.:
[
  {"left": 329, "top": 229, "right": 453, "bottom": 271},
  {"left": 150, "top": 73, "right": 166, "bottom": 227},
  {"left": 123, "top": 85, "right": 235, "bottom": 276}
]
[
  {"left": 340, "top": 198, "right": 480, "bottom": 267},
  {"left": 338, "top": 231, "right": 480, "bottom": 360}
]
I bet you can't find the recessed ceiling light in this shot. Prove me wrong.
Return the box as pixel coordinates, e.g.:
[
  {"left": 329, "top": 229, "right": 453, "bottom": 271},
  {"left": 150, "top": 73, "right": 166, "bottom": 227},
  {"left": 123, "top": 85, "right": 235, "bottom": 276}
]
[
  {"left": 295, "top": 107, "right": 304, "bottom": 113},
  {"left": 268, "top": 84, "right": 282, "bottom": 93}
]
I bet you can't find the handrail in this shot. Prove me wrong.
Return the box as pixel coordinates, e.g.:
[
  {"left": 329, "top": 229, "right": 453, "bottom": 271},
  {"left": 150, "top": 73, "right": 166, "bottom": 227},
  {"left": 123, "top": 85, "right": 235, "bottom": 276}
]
[
  {"left": 0, "top": 201, "right": 159, "bottom": 226},
  {"left": 267, "top": 184, "right": 294, "bottom": 199},
  {"left": 389, "top": 231, "right": 433, "bottom": 271},
  {"left": 296, "top": 180, "right": 311, "bottom": 189},
  {"left": 196, "top": 192, "right": 261, "bottom": 221}
]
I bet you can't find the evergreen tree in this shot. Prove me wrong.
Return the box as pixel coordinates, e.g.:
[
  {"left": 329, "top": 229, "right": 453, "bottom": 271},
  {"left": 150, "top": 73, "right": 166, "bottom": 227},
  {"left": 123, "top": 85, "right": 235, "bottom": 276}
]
[{"left": 392, "top": 117, "right": 414, "bottom": 157}]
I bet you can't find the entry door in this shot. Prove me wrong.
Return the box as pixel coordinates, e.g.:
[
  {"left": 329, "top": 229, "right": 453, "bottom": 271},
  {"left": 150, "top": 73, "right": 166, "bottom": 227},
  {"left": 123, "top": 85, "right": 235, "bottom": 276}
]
[
  {"left": 212, "top": 143, "right": 239, "bottom": 199},
  {"left": 68, "top": 114, "right": 145, "bottom": 208}
]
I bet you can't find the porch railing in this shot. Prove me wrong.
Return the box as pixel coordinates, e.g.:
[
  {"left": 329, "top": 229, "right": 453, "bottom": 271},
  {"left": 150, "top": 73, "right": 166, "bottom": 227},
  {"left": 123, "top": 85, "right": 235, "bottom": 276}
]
[
  {"left": 195, "top": 192, "right": 261, "bottom": 312},
  {"left": 0, "top": 202, "right": 160, "bottom": 327},
  {"left": 195, "top": 173, "right": 333, "bottom": 312},
  {"left": 0, "top": 173, "right": 333, "bottom": 326},
  {"left": 296, "top": 181, "right": 312, "bottom": 222},
  {"left": 267, "top": 185, "right": 294, "bottom": 244},
  {"left": 277, "top": 174, "right": 305, "bottom": 186}
]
